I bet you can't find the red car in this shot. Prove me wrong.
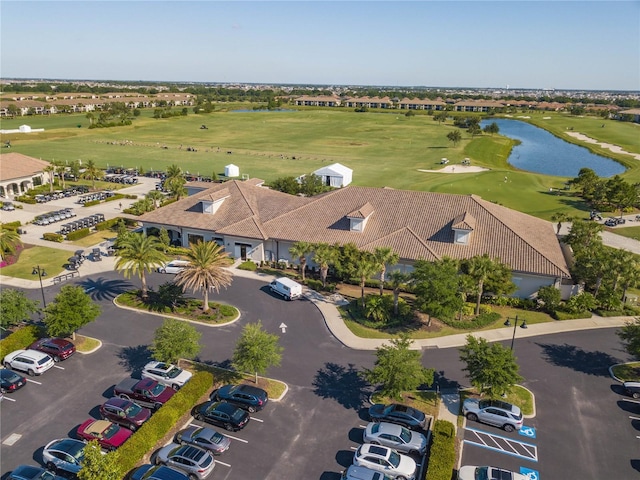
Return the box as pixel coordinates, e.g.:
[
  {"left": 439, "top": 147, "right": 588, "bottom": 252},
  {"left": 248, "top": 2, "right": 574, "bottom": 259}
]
[
  {"left": 76, "top": 419, "right": 133, "bottom": 451},
  {"left": 100, "top": 397, "right": 151, "bottom": 431},
  {"left": 29, "top": 337, "right": 76, "bottom": 362}
]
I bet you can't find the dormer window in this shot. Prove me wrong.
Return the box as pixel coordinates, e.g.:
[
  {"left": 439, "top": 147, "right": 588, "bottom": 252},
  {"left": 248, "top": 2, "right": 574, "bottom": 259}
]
[
  {"left": 199, "top": 188, "right": 230, "bottom": 215},
  {"left": 452, "top": 212, "right": 475, "bottom": 245},
  {"left": 347, "top": 202, "right": 374, "bottom": 232}
]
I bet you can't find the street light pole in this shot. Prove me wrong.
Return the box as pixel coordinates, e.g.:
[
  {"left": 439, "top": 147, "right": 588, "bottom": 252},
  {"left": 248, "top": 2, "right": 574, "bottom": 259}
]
[
  {"left": 32, "top": 265, "right": 47, "bottom": 308},
  {"left": 503, "top": 315, "right": 527, "bottom": 351}
]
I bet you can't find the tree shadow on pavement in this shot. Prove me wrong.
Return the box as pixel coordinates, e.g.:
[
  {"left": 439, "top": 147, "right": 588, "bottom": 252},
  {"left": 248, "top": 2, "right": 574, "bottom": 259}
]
[
  {"left": 118, "top": 344, "right": 151, "bottom": 377},
  {"left": 433, "top": 370, "right": 463, "bottom": 393},
  {"left": 313, "top": 362, "right": 370, "bottom": 410},
  {"left": 536, "top": 342, "right": 621, "bottom": 376},
  {"left": 631, "top": 459, "right": 640, "bottom": 473},
  {"left": 77, "top": 276, "right": 133, "bottom": 302}
]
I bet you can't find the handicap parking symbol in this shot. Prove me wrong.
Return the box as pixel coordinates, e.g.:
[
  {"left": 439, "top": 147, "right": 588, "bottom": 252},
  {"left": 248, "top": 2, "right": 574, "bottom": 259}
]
[
  {"left": 519, "top": 425, "right": 536, "bottom": 438},
  {"left": 520, "top": 467, "right": 540, "bottom": 480}
]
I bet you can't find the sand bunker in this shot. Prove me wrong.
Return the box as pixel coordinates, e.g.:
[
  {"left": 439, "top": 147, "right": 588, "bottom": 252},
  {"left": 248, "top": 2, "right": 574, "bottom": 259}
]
[
  {"left": 566, "top": 131, "right": 640, "bottom": 161},
  {"left": 418, "top": 165, "right": 490, "bottom": 174}
]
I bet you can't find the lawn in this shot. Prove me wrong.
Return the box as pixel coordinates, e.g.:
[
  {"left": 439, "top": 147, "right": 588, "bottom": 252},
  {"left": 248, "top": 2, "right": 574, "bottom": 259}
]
[
  {"left": 606, "top": 225, "right": 640, "bottom": 241},
  {"left": 611, "top": 362, "right": 640, "bottom": 382},
  {"left": 70, "top": 229, "right": 116, "bottom": 248},
  {"left": 0, "top": 245, "right": 71, "bottom": 279},
  {"left": 3, "top": 107, "right": 639, "bottom": 221}
]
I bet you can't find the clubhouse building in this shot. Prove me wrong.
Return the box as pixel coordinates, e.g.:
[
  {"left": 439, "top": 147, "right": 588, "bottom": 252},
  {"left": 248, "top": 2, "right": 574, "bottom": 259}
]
[{"left": 140, "top": 178, "right": 572, "bottom": 299}]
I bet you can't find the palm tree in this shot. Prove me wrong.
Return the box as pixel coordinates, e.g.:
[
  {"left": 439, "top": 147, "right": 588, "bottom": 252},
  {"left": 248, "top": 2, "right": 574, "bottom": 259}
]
[
  {"left": 387, "top": 271, "right": 410, "bottom": 316},
  {"left": 289, "top": 241, "right": 313, "bottom": 281},
  {"left": 463, "top": 254, "right": 496, "bottom": 315},
  {"left": 43, "top": 164, "right": 56, "bottom": 193},
  {"left": 373, "top": 247, "right": 399, "bottom": 296},
  {"left": 165, "top": 164, "right": 187, "bottom": 200},
  {"left": 115, "top": 233, "right": 167, "bottom": 298},
  {"left": 355, "top": 251, "right": 380, "bottom": 308},
  {"left": 146, "top": 190, "right": 165, "bottom": 210},
  {"left": 0, "top": 228, "right": 22, "bottom": 261},
  {"left": 54, "top": 160, "right": 66, "bottom": 189},
  {"left": 175, "top": 241, "right": 233, "bottom": 313},
  {"left": 364, "top": 295, "right": 390, "bottom": 324},
  {"left": 82, "top": 160, "right": 102, "bottom": 191},
  {"left": 311, "top": 243, "right": 338, "bottom": 288}
]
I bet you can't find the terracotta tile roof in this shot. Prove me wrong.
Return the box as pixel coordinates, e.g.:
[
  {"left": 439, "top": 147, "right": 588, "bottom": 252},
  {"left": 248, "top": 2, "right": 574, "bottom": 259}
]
[
  {"left": 0, "top": 153, "right": 50, "bottom": 181},
  {"left": 348, "top": 202, "right": 374, "bottom": 219},
  {"left": 141, "top": 181, "right": 570, "bottom": 279}
]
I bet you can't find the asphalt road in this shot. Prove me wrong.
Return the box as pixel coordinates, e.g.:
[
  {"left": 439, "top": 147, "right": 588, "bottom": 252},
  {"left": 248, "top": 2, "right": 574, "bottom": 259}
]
[{"left": 1, "top": 271, "right": 638, "bottom": 480}]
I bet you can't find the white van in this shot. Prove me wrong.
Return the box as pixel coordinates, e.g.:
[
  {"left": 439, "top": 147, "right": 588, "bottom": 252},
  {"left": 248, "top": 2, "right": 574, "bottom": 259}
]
[
  {"left": 269, "top": 277, "right": 303, "bottom": 301},
  {"left": 157, "top": 260, "right": 190, "bottom": 274}
]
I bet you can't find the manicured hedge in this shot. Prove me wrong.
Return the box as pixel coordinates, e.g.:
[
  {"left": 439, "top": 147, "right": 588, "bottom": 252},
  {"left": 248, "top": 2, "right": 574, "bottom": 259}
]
[
  {"left": 425, "top": 420, "right": 456, "bottom": 480},
  {"left": 66, "top": 228, "right": 91, "bottom": 241},
  {"left": 43, "top": 232, "right": 64, "bottom": 242},
  {"left": 15, "top": 195, "right": 36, "bottom": 204},
  {"left": 552, "top": 310, "right": 591, "bottom": 320},
  {"left": 1, "top": 221, "right": 22, "bottom": 230},
  {"left": 0, "top": 326, "right": 40, "bottom": 359},
  {"left": 82, "top": 199, "right": 101, "bottom": 207},
  {"left": 237, "top": 260, "right": 257, "bottom": 271},
  {"left": 117, "top": 370, "right": 214, "bottom": 476},
  {"left": 439, "top": 311, "right": 501, "bottom": 329},
  {"left": 95, "top": 218, "right": 121, "bottom": 231}
]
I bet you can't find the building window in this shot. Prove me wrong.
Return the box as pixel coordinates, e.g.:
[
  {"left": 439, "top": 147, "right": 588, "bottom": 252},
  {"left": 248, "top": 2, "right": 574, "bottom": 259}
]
[{"left": 187, "top": 234, "right": 204, "bottom": 245}]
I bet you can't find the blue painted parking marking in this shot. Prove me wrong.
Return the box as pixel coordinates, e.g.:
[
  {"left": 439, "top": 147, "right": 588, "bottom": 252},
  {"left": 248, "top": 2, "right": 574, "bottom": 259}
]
[
  {"left": 520, "top": 466, "right": 540, "bottom": 479},
  {"left": 519, "top": 425, "right": 536, "bottom": 438},
  {"left": 464, "top": 427, "right": 538, "bottom": 462}
]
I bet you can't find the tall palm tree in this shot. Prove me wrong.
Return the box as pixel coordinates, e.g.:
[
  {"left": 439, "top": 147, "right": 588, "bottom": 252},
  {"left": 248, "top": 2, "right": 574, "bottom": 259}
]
[
  {"left": 43, "top": 164, "right": 56, "bottom": 193},
  {"left": 146, "top": 190, "right": 165, "bottom": 210},
  {"left": 289, "top": 241, "right": 313, "bottom": 281},
  {"left": 82, "top": 160, "right": 102, "bottom": 191},
  {"left": 115, "top": 233, "right": 167, "bottom": 298},
  {"left": 311, "top": 243, "right": 338, "bottom": 288},
  {"left": 387, "top": 271, "right": 410, "bottom": 316},
  {"left": 165, "top": 164, "right": 187, "bottom": 200},
  {"left": 175, "top": 241, "right": 233, "bottom": 313},
  {"left": 355, "top": 251, "right": 380, "bottom": 308},
  {"left": 373, "top": 247, "right": 399, "bottom": 296},
  {"left": 463, "top": 253, "right": 496, "bottom": 315},
  {"left": 54, "top": 160, "right": 66, "bottom": 189},
  {"left": 0, "top": 228, "right": 22, "bottom": 261}
]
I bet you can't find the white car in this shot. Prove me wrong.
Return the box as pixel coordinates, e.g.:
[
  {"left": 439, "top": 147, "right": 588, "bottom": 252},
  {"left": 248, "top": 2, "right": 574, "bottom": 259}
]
[
  {"left": 157, "top": 260, "right": 190, "bottom": 274},
  {"left": 458, "top": 465, "right": 528, "bottom": 480},
  {"left": 3, "top": 349, "right": 55, "bottom": 376},
  {"left": 354, "top": 444, "right": 416, "bottom": 480},
  {"left": 141, "top": 361, "right": 192, "bottom": 389}
]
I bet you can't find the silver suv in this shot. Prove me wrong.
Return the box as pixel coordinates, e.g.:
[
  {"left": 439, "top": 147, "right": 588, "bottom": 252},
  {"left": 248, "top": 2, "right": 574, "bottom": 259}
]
[
  {"left": 462, "top": 398, "right": 523, "bottom": 432},
  {"left": 154, "top": 443, "right": 215, "bottom": 479}
]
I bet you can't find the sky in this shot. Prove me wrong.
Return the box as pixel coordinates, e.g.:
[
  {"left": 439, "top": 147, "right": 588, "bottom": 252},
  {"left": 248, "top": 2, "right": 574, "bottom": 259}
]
[{"left": 1, "top": 1, "right": 639, "bottom": 91}]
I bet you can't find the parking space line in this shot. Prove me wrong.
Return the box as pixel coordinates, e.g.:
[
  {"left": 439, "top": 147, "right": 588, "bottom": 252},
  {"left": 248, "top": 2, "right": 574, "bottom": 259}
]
[
  {"left": 251, "top": 417, "right": 264, "bottom": 423},
  {"left": 2, "top": 396, "right": 16, "bottom": 402},
  {"left": 225, "top": 434, "right": 248, "bottom": 444},
  {"left": 53, "top": 365, "right": 65, "bottom": 370},
  {"left": 214, "top": 460, "right": 231, "bottom": 467},
  {"left": 629, "top": 415, "right": 640, "bottom": 421},
  {"left": 26, "top": 379, "right": 42, "bottom": 385},
  {"left": 464, "top": 427, "right": 538, "bottom": 462}
]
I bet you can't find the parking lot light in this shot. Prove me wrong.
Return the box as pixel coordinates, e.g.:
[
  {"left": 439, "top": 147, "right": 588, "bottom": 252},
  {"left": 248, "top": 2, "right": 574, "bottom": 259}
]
[{"left": 32, "top": 265, "right": 47, "bottom": 308}]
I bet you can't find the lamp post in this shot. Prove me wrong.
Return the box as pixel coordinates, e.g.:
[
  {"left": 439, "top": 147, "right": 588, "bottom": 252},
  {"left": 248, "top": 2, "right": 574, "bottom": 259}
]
[
  {"left": 32, "top": 265, "right": 47, "bottom": 308},
  {"left": 503, "top": 315, "right": 527, "bottom": 351}
]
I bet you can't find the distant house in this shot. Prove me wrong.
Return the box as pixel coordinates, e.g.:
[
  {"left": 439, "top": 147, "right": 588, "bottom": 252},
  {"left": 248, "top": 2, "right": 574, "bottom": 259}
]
[
  {"left": 0, "top": 152, "right": 51, "bottom": 197},
  {"left": 313, "top": 163, "right": 353, "bottom": 187},
  {"left": 139, "top": 179, "right": 572, "bottom": 298}
]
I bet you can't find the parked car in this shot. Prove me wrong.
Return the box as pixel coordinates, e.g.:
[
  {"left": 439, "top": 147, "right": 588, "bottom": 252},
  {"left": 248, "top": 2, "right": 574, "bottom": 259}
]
[
  {"left": 3, "top": 349, "right": 55, "bottom": 376},
  {"left": 269, "top": 277, "right": 303, "bottom": 300},
  {"left": 28, "top": 338, "right": 76, "bottom": 362},
  {"left": 194, "top": 401, "right": 250, "bottom": 431},
  {"left": 76, "top": 419, "right": 133, "bottom": 451},
  {"left": 8, "top": 465, "right": 66, "bottom": 480},
  {"left": 213, "top": 384, "right": 268, "bottom": 413},
  {"left": 363, "top": 422, "right": 427, "bottom": 456},
  {"left": 341, "top": 465, "right": 394, "bottom": 480},
  {"left": 100, "top": 397, "right": 151, "bottom": 431},
  {"left": 353, "top": 443, "right": 417, "bottom": 480},
  {"left": 157, "top": 260, "right": 190, "bottom": 274},
  {"left": 175, "top": 426, "right": 231, "bottom": 455},
  {"left": 142, "top": 361, "right": 193, "bottom": 390},
  {"left": 462, "top": 398, "right": 523, "bottom": 432},
  {"left": 458, "top": 465, "right": 528, "bottom": 480},
  {"left": 2, "top": 202, "right": 15, "bottom": 211},
  {"left": 131, "top": 465, "right": 189, "bottom": 480},
  {"left": 368, "top": 403, "right": 427, "bottom": 431},
  {"left": 0, "top": 368, "right": 27, "bottom": 393},
  {"left": 154, "top": 443, "right": 215, "bottom": 480},
  {"left": 623, "top": 381, "right": 640, "bottom": 399},
  {"left": 113, "top": 378, "right": 176, "bottom": 411},
  {"left": 42, "top": 438, "right": 88, "bottom": 475}
]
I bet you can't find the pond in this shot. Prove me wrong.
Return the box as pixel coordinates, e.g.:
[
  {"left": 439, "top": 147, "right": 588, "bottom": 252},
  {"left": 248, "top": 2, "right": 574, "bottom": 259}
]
[{"left": 480, "top": 118, "right": 625, "bottom": 178}]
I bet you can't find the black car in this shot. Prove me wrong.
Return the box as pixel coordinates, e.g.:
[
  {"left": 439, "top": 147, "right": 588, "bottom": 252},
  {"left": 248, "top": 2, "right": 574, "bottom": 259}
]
[
  {"left": 214, "top": 384, "right": 268, "bottom": 413},
  {"left": 368, "top": 403, "right": 427, "bottom": 431},
  {"left": 623, "top": 381, "right": 640, "bottom": 399},
  {"left": 1, "top": 368, "right": 27, "bottom": 393},
  {"left": 8, "top": 465, "right": 65, "bottom": 480},
  {"left": 194, "top": 401, "right": 250, "bottom": 431},
  {"left": 131, "top": 465, "right": 189, "bottom": 480}
]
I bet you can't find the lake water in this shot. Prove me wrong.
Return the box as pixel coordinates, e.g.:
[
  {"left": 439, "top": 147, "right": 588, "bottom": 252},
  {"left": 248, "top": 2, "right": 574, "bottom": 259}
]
[{"left": 480, "top": 118, "right": 625, "bottom": 178}]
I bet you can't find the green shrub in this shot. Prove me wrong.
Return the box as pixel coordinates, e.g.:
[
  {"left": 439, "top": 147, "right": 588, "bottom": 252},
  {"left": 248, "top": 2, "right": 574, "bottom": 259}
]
[
  {"left": 43, "top": 232, "right": 64, "bottom": 242},
  {"left": 425, "top": 420, "right": 456, "bottom": 480},
  {"left": 15, "top": 195, "right": 36, "bottom": 204},
  {"left": 218, "top": 304, "right": 237, "bottom": 317},
  {"left": 82, "top": 199, "right": 101, "bottom": 207},
  {"left": 1, "top": 221, "right": 22, "bottom": 230},
  {"left": 118, "top": 370, "right": 213, "bottom": 476},
  {"left": 439, "top": 311, "right": 501, "bottom": 329},
  {"left": 552, "top": 310, "right": 592, "bottom": 320},
  {"left": 0, "top": 326, "right": 40, "bottom": 359},
  {"left": 594, "top": 309, "right": 628, "bottom": 317},
  {"left": 166, "top": 246, "right": 190, "bottom": 256},
  {"left": 95, "top": 218, "right": 121, "bottom": 231},
  {"left": 305, "top": 278, "right": 336, "bottom": 292},
  {"left": 237, "top": 260, "right": 257, "bottom": 271},
  {"left": 66, "top": 228, "right": 91, "bottom": 241}
]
